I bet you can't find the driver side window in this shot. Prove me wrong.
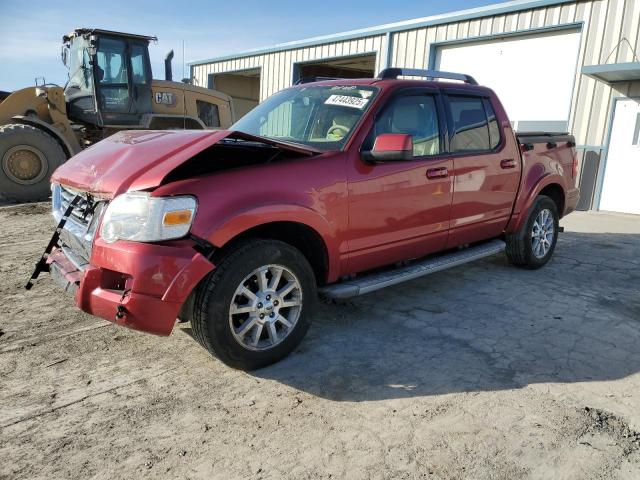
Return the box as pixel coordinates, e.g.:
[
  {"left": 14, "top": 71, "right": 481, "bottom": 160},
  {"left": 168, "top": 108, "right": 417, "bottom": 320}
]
[{"left": 367, "top": 94, "right": 441, "bottom": 157}]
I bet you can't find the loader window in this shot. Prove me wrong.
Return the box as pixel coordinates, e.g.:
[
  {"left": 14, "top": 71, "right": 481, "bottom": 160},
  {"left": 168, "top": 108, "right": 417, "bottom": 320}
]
[
  {"left": 66, "top": 38, "right": 93, "bottom": 93},
  {"left": 131, "top": 44, "right": 150, "bottom": 85},
  {"left": 197, "top": 101, "right": 221, "bottom": 128},
  {"left": 96, "top": 38, "right": 130, "bottom": 113}
]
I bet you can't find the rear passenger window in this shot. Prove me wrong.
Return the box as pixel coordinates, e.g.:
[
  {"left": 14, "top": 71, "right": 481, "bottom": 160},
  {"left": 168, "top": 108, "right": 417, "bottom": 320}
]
[
  {"left": 484, "top": 99, "right": 501, "bottom": 149},
  {"left": 447, "top": 96, "right": 490, "bottom": 152}
]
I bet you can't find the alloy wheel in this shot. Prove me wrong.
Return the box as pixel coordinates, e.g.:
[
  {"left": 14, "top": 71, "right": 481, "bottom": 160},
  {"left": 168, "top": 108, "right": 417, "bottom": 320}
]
[
  {"left": 531, "top": 208, "right": 555, "bottom": 259},
  {"left": 229, "top": 264, "right": 303, "bottom": 351}
]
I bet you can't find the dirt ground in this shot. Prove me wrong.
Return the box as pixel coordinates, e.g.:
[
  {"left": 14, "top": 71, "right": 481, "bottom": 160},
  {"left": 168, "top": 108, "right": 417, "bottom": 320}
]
[{"left": 1, "top": 204, "right": 639, "bottom": 480}]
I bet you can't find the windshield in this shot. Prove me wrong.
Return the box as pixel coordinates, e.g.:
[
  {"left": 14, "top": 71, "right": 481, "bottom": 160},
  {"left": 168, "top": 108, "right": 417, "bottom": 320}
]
[
  {"left": 231, "top": 85, "right": 378, "bottom": 151},
  {"left": 65, "top": 36, "right": 94, "bottom": 97}
]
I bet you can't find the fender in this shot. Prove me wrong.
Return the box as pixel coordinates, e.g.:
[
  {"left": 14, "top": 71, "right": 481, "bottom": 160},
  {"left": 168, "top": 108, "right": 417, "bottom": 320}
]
[
  {"left": 506, "top": 172, "right": 566, "bottom": 233},
  {"left": 194, "top": 204, "right": 342, "bottom": 282},
  {"left": 12, "top": 115, "right": 81, "bottom": 156}
]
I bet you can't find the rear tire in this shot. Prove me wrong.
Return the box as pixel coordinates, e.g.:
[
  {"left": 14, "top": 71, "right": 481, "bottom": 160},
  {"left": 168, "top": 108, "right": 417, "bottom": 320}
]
[
  {"left": 0, "top": 124, "right": 67, "bottom": 203},
  {"left": 192, "top": 239, "right": 316, "bottom": 370},
  {"left": 506, "top": 195, "right": 559, "bottom": 269}
]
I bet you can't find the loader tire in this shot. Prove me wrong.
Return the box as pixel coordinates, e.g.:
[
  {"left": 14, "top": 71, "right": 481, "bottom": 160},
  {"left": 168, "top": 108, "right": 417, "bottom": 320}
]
[{"left": 0, "top": 124, "right": 67, "bottom": 203}]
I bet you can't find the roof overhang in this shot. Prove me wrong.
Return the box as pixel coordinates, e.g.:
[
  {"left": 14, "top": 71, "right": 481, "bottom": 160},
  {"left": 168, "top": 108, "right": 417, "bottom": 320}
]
[
  {"left": 582, "top": 62, "right": 640, "bottom": 84},
  {"left": 63, "top": 28, "right": 157, "bottom": 44},
  {"left": 188, "top": 0, "right": 577, "bottom": 66}
]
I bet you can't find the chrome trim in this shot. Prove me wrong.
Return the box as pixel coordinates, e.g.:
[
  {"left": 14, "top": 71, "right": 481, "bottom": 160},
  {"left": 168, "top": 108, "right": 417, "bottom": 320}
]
[
  {"left": 52, "top": 184, "right": 105, "bottom": 263},
  {"left": 61, "top": 246, "right": 88, "bottom": 272},
  {"left": 320, "top": 239, "right": 506, "bottom": 299}
]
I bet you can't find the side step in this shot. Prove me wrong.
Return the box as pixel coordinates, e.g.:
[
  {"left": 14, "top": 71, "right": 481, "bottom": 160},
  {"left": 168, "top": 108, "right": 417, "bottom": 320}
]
[{"left": 320, "top": 239, "right": 506, "bottom": 299}]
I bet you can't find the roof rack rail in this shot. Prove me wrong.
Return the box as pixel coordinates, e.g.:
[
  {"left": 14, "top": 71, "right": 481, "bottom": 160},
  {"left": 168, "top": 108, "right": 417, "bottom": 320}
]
[
  {"left": 377, "top": 68, "right": 478, "bottom": 85},
  {"left": 294, "top": 76, "right": 344, "bottom": 85}
]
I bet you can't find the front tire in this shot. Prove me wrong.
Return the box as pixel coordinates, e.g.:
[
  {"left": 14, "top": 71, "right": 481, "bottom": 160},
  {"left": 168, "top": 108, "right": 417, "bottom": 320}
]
[
  {"left": 0, "top": 124, "right": 67, "bottom": 203},
  {"left": 506, "top": 195, "right": 559, "bottom": 269},
  {"left": 192, "top": 239, "right": 316, "bottom": 370}
]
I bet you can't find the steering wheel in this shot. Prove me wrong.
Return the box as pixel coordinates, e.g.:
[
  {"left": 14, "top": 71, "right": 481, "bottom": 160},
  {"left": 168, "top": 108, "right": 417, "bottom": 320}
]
[{"left": 327, "top": 124, "right": 350, "bottom": 139}]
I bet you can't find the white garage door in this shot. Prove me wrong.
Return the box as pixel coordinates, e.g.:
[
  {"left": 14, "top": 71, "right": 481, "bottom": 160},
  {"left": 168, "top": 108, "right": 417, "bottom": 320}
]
[{"left": 435, "top": 29, "right": 581, "bottom": 132}]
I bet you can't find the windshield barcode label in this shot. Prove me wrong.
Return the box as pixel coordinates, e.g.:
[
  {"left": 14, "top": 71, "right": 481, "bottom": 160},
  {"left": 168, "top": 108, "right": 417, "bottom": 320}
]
[{"left": 325, "top": 95, "right": 369, "bottom": 109}]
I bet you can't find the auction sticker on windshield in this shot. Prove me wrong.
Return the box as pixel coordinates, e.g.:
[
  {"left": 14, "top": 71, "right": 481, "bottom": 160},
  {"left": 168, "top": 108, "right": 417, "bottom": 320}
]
[{"left": 325, "top": 95, "right": 369, "bottom": 109}]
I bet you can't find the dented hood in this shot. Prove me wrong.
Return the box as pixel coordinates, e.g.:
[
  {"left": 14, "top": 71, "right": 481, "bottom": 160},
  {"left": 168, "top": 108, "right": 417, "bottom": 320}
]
[{"left": 51, "top": 130, "right": 318, "bottom": 197}]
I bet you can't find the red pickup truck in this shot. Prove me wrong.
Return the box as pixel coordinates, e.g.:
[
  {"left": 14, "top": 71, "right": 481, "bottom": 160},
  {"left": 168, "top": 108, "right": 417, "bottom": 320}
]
[{"left": 29, "top": 69, "right": 579, "bottom": 369}]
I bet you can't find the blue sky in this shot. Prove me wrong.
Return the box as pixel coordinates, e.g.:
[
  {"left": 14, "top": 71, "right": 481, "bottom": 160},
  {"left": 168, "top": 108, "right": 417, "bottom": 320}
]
[{"left": 0, "top": 0, "right": 492, "bottom": 91}]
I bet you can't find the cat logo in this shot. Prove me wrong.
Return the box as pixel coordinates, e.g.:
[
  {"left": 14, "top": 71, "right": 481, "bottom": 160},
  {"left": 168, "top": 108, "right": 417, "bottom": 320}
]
[{"left": 154, "top": 92, "right": 177, "bottom": 107}]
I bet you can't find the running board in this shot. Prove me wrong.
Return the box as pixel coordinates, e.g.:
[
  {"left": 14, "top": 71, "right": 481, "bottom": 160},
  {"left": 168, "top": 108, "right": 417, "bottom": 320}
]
[{"left": 320, "top": 239, "right": 506, "bottom": 299}]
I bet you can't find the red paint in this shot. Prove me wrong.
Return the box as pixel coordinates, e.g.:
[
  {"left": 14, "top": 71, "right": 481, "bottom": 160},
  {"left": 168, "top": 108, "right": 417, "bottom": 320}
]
[
  {"left": 372, "top": 133, "right": 413, "bottom": 154},
  {"left": 47, "top": 77, "right": 579, "bottom": 336}
]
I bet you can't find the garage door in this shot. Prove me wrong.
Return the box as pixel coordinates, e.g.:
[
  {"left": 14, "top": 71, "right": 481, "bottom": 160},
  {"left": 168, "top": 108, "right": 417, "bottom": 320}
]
[{"left": 435, "top": 29, "right": 581, "bottom": 132}]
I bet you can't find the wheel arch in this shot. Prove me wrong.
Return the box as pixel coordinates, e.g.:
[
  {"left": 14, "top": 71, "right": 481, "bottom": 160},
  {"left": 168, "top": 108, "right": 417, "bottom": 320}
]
[
  {"left": 508, "top": 174, "right": 567, "bottom": 233},
  {"left": 210, "top": 220, "right": 332, "bottom": 286},
  {"left": 11, "top": 115, "right": 77, "bottom": 158},
  {"left": 538, "top": 183, "right": 565, "bottom": 217}
]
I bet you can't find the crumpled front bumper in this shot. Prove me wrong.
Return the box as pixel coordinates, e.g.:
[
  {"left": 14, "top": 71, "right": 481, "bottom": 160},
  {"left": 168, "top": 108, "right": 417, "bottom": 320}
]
[{"left": 47, "top": 239, "right": 214, "bottom": 336}]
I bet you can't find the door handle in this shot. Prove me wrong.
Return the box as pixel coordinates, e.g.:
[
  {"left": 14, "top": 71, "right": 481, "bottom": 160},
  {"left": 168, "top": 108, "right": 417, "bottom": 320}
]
[
  {"left": 426, "top": 167, "right": 448, "bottom": 179},
  {"left": 500, "top": 159, "right": 517, "bottom": 169}
]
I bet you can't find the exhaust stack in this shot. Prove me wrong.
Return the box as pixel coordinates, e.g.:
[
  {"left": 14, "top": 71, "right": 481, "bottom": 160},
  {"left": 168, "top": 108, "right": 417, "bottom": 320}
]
[{"left": 165, "top": 50, "right": 174, "bottom": 81}]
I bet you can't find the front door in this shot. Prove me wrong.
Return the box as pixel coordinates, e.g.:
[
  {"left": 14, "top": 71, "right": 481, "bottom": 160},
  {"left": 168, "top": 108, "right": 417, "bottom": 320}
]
[
  {"left": 95, "top": 37, "right": 152, "bottom": 125},
  {"left": 347, "top": 90, "right": 453, "bottom": 274},
  {"left": 599, "top": 98, "right": 640, "bottom": 215}
]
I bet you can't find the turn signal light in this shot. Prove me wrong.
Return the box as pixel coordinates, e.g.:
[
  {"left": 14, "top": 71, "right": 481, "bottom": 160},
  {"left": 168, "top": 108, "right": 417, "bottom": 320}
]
[{"left": 163, "top": 209, "right": 193, "bottom": 226}]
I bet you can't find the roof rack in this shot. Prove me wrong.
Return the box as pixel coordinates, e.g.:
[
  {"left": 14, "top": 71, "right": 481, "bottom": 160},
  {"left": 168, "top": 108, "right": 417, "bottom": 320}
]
[
  {"left": 377, "top": 68, "right": 478, "bottom": 85},
  {"left": 294, "top": 76, "right": 344, "bottom": 85}
]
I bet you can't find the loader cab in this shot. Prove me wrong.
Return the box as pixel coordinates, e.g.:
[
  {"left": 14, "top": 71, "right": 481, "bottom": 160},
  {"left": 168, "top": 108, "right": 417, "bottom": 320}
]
[{"left": 63, "top": 29, "right": 155, "bottom": 126}]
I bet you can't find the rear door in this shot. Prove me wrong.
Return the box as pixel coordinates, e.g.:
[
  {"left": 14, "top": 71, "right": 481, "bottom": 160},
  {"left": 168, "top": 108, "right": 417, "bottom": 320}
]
[
  {"left": 346, "top": 88, "right": 454, "bottom": 273},
  {"left": 444, "top": 92, "right": 520, "bottom": 248}
]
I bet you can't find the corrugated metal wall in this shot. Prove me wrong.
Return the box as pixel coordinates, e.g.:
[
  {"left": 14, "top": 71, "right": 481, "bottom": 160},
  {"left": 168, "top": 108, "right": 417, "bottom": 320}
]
[
  {"left": 390, "top": 0, "right": 640, "bottom": 147},
  {"left": 192, "top": 0, "right": 640, "bottom": 149},
  {"left": 193, "top": 35, "right": 386, "bottom": 102}
]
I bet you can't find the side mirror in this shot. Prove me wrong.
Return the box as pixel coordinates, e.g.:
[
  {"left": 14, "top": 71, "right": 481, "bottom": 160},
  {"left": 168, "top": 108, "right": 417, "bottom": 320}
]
[
  {"left": 60, "top": 45, "right": 69, "bottom": 68},
  {"left": 363, "top": 133, "right": 413, "bottom": 163}
]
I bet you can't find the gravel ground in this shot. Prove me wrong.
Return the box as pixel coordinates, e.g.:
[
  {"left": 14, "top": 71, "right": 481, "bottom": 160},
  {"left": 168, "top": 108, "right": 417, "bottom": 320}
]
[{"left": 1, "top": 204, "right": 639, "bottom": 480}]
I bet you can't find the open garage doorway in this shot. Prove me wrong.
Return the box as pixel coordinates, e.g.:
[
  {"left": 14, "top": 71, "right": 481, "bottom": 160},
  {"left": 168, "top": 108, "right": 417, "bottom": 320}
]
[
  {"left": 293, "top": 53, "right": 377, "bottom": 84},
  {"left": 434, "top": 28, "right": 581, "bottom": 132},
  {"left": 208, "top": 68, "right": 261, "bottom": 119}
]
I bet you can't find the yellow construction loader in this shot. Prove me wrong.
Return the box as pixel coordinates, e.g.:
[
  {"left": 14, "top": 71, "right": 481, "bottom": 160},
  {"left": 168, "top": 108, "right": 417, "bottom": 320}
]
[{"left": 0, "top": 28, "right": 238, "bottom": 202}]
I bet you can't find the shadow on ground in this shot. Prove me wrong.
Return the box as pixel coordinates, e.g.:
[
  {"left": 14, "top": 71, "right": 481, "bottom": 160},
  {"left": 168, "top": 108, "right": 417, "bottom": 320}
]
[{"left": 238, "top": 231, "right": 640, "bottom": 401}]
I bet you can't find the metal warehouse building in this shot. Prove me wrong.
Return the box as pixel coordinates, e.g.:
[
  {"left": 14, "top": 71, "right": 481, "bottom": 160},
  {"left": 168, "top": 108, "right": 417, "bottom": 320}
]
[{"left": 190, "top": 0, "right": 640, "bottom": 214}]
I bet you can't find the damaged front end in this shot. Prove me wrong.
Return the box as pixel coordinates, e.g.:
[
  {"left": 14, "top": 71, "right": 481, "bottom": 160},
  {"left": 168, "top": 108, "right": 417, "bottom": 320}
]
[
  {"left": 27, "top": 182, "right": 215, "bottom": 335},
  {"left": 26, "top": 129, "right": 318, "bottom": 335}
]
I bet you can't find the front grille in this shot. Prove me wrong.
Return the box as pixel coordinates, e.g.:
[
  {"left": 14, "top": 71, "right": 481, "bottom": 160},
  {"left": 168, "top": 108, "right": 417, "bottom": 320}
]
[
  {"left": 53, "top": 184, "right": 105, "bottom": 266},
  {"left": 59, "top": 185, "right": 95, "bottom": 228}
]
